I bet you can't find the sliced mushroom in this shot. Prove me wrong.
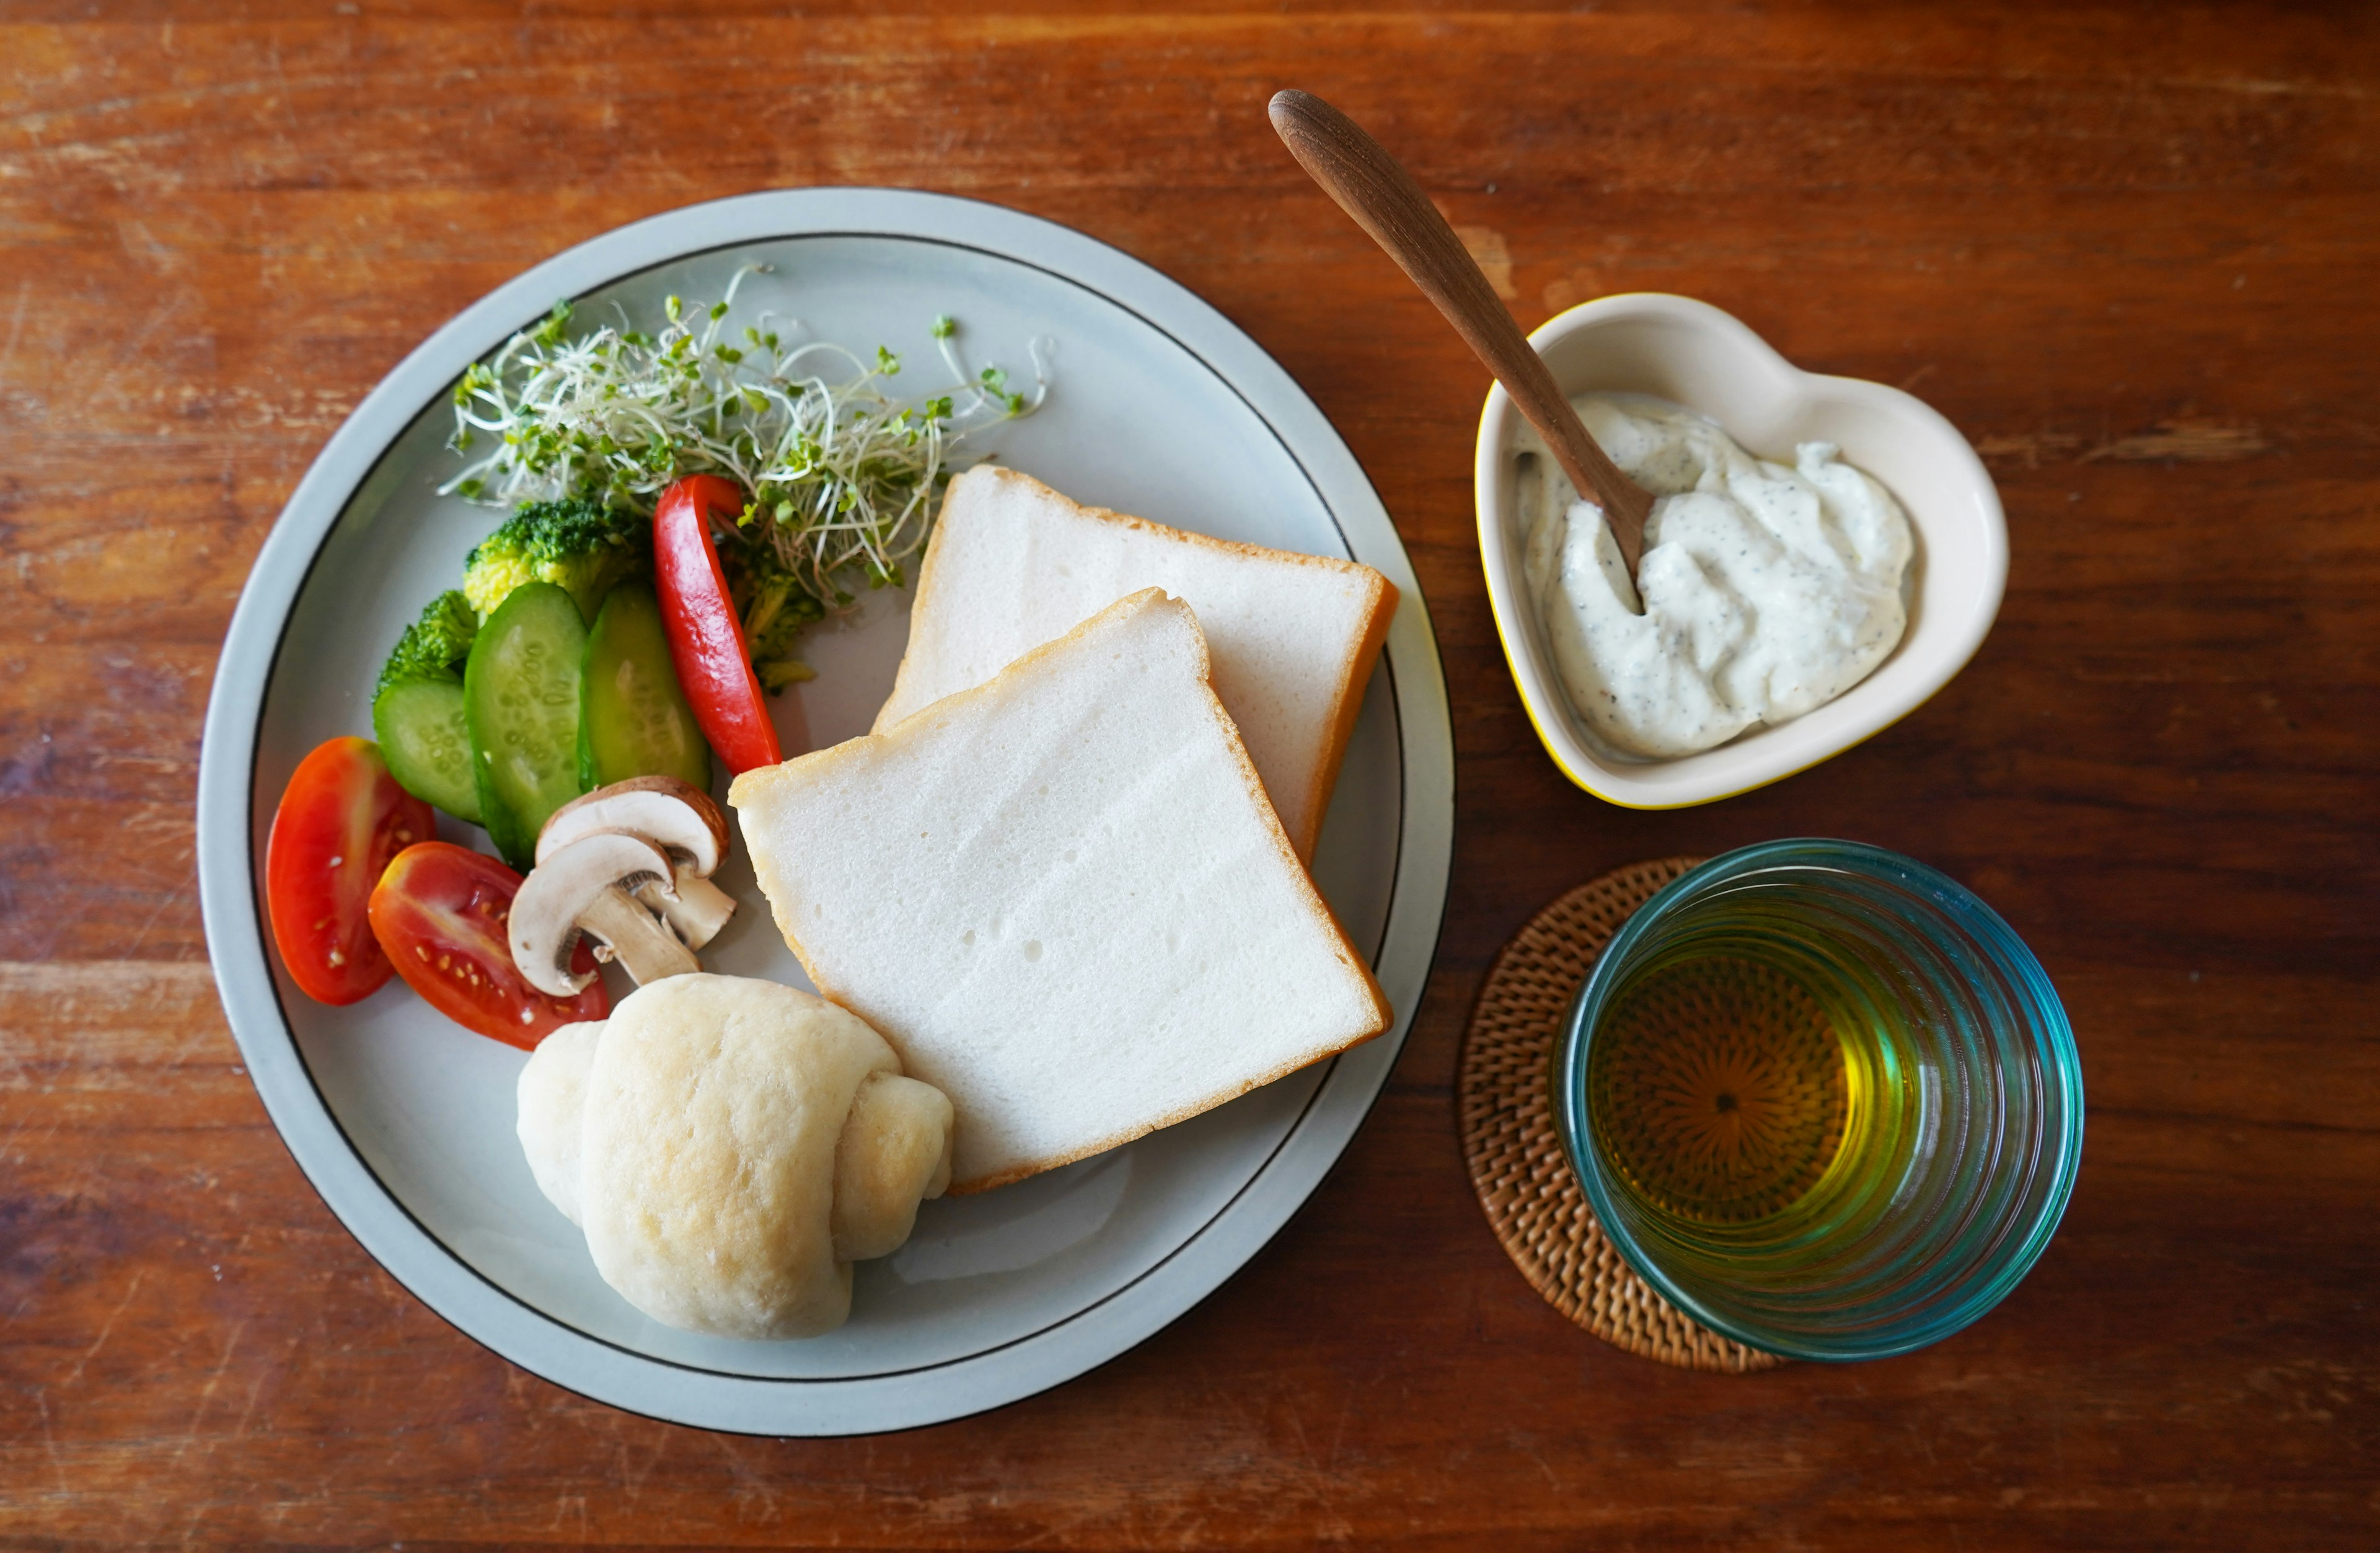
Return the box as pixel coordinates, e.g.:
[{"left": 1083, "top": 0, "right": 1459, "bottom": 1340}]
[
  {"left": 539, "top": 776, "right": 738, "bottom": 950},
  {"left": 632, "top": 874, "right": 736, "bottom": 949},
  {"left": 509, "top": 831, "right": 699, "bottom": 997},
  {"left": 540, "top": 776, "right": 726, "bottom": 870}
]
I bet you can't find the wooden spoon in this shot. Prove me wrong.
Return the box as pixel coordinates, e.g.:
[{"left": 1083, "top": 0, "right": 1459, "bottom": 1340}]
[{"left": 1269, "top": 88, "right": 1654, "bottom": 575}]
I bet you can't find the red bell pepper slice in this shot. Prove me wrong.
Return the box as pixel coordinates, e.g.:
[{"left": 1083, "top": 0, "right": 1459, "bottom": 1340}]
[{"left": 651, "top": 475, "right": 782, "bottom": 776}]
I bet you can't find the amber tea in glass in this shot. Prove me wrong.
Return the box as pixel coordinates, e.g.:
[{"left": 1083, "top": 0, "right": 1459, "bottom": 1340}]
[{"left": 1554, "top": 841, "right": 2084, "bottom": 1361}]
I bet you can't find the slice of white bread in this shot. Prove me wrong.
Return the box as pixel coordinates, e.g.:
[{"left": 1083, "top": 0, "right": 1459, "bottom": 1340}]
[
  {"left": 873, "top": 466, "right": 1397, "bottom": 862},
  {"left": 732, "top": 588, "right": 1393, "bottom": 1193}
]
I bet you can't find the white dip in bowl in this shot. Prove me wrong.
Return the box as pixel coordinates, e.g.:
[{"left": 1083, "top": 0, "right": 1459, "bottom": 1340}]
[
  {"left": 1475, "top": 293, "right": 2007, "bottom": 808},
  {"left": 1520, "top": 394, "right": 1913, "bottom": 759}
]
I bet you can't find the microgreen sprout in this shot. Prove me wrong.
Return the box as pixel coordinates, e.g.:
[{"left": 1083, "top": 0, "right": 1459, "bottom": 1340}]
[{"left": 441, "top": 265, "right": 1046, "bottom": 616}]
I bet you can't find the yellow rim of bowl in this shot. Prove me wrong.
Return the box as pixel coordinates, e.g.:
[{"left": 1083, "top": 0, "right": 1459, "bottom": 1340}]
[{"left": 1479, "top": 564, "right": 1944, "bottom": 810}]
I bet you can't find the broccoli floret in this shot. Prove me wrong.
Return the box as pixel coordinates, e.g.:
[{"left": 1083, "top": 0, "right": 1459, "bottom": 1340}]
[
  {"left": 375, "top": 590, "right": 480, "bottom": 699},
  {"left": 719, "top": 539, "right": 825, "bottom": 693},
  {"left": 462, "top": 498, "right": 650, "bottom": 622}
]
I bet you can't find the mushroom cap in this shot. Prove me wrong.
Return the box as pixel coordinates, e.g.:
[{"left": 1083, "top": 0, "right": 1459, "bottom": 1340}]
[
  {"left": 509, "top": 831, "right": 682, "bottom": 997},
  {"left": 537, "top": 776, "right": 728, "bottom": 877}
]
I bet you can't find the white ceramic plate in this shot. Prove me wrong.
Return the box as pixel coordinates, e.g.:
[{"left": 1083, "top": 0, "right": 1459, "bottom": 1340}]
[
  {"left": 196, "top": 189, "right": 1452, "bottom": 1435},
  {"left": 1475, "top": 293, "right": 2006, "bottom": 807}
]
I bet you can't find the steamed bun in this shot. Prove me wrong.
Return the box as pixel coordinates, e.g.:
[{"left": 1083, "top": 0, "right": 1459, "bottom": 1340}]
[{"left": 516, "top": 975, "right": 953, "bottom": 1340}]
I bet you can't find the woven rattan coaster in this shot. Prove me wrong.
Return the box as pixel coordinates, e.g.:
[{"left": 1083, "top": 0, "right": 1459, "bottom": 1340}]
[{"left": 1457, "top": 857, "right": 1789, "bottom": 1374}]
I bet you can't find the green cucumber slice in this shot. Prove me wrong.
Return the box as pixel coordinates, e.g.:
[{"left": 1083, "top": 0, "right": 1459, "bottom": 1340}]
[
  {"left": 372, "top": 678, "right": 482, "bottom": 823},
  {"left": 579, "top": 582, "right": 713, "bottom": 792},
  {"left": 464, "top": 580, "right": 588, "bottom": 867}
]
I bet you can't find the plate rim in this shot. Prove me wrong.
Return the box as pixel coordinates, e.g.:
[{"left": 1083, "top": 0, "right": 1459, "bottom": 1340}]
[{"left": 196, "top": 187, "right": 1453, "bottom": 1435}]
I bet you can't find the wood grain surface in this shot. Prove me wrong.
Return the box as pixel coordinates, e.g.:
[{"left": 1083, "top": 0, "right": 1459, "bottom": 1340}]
[{"left": 4, "top": 2, "right": 2376, "bottom": 1547}]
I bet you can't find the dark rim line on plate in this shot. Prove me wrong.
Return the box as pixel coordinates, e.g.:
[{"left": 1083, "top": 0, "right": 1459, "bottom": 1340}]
[
  {"left": 253, "top": 231, "right": 1408, "bottom": 1383},
  {"left": 213, "top": 199, "right": 1436, "bottom": 1418},
  {"left": 196, "top": 190, "right": 1445, "bottom": 1431}
]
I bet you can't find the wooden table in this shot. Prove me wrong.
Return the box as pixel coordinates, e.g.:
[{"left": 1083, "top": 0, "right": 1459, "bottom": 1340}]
[{"left": 4, "top": 4, "right": 2374, "bottom": 1546}]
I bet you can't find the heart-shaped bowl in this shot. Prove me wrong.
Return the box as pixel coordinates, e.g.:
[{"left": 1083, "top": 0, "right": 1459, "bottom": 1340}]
[{"left": 1474, "top": 293, "right": 2006, "bottom": 807}]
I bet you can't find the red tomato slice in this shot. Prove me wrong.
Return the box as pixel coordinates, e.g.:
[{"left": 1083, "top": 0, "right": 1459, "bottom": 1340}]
[
  {"left": 368, "top": 841, "right": 607, "bottom": 1049},
  {"left": 266, "top": 737, "right": 435, "bottom": 1006},
  {"left": 653, "top": 474, "right": 782, "bottom": 776}
]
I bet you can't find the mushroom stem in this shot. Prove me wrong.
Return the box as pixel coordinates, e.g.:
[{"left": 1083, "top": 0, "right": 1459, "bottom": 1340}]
[
  {"left": 635, "top": 870, "right": 737, "bottom": 951},
  {"left": 579, "top": 887, "right": 700, "bottom": 986}
]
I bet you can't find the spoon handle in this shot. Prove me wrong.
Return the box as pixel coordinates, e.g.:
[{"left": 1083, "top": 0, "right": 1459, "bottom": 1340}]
[{"left": 1268, "top": 89, "right": 1652, "bottom": 572}]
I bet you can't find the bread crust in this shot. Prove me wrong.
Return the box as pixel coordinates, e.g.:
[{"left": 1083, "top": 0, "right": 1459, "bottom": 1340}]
[
  {"left": 1290, "top": 564, "right": 1398, "bottom": 861},
  {"left": 877, "top": 466, "right": 1400, "bottom": 861},
  {"left": 733, "top": 587, "right": 1393, "bottom": 1193}
]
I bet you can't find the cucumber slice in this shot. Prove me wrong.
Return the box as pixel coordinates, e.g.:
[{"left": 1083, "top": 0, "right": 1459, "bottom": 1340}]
[
  {"left": 580, "top": 582, "right": 713, "bottom": 792},
  {"left": 372, "top": 678, "right": 482, "bottom": 823},
  {"left": 464, "top": 580, "right": 588, "bottom": 867}
]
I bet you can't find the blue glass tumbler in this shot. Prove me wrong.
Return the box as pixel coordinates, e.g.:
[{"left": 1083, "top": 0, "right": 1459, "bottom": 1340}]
[{"left": 1551, "top": 839, "right": 2084, "bottom": 1361}]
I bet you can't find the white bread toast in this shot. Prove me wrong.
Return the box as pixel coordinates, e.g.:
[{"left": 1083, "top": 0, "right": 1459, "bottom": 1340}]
[
  {"left": 873, "top": 466, "right": 1397, "bottom": 862},
  {"left": 731, "top": 588, "right": 1393, "bottom": 1193}
]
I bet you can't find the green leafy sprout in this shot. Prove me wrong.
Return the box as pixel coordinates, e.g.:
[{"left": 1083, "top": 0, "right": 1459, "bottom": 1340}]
[{"left": 441, "top": 267, "right": 1046, "bottom": 649}]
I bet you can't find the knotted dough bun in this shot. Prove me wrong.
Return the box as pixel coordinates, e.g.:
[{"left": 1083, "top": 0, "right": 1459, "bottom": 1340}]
[{"left": 516, "top": 975, "right": 953, "bottom": 1340}]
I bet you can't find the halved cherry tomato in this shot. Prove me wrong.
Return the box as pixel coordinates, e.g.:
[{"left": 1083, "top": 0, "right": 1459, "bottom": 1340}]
[
  {"left": 653, "top": 474, "right": 782, "bottom": 775},
  {"left": 368, "top": 841, "right": 607, "bottom": 1049},
  {"left": 266, "top": 737, "right": 435, "bottom": 1005}
]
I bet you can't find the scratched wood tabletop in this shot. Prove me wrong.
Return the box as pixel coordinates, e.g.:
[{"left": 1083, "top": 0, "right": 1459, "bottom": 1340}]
[{"left": 4, "top": 2, "right": 2377, "bottom": 1547}]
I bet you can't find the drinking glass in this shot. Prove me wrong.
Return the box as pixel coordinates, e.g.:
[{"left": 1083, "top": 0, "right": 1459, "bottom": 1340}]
[{"left": 1551, "top": 839, "right": 2084, "bottom": 1360}]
